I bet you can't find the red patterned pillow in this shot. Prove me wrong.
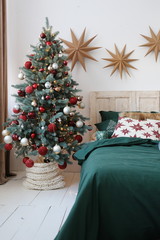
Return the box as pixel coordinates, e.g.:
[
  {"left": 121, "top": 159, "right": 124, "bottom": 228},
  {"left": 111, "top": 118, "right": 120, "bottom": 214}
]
[{"left": 112, "top": 117, "right": 160, "bottom": 140}]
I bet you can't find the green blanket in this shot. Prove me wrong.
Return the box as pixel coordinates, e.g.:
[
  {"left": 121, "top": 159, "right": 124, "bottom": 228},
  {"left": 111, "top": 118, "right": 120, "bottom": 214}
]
[{"left": 54, "top": 137, "right": 160, "bottom": 240}]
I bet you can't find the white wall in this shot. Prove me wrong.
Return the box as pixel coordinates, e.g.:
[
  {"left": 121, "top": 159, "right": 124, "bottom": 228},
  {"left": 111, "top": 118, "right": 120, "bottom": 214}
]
[{"left": 7, "top": 0, "right": 160, "bottom": 172}]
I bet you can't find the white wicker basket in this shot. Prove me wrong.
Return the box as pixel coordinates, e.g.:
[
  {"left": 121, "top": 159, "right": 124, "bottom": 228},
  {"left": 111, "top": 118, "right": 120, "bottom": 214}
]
[{"left": 23, "top": 162, "right": 65, "bottom": 190}]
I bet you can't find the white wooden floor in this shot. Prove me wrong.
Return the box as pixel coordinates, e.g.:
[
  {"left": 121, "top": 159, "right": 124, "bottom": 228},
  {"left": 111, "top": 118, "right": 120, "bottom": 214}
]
[{"left": 0, "top": 172, "right": 80, "bottom": 240}]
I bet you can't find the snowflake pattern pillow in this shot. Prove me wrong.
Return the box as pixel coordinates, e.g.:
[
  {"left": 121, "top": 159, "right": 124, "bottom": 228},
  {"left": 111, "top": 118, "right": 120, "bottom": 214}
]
[{"left": 112, "top": 117, "right": 160, "bottom": 140}]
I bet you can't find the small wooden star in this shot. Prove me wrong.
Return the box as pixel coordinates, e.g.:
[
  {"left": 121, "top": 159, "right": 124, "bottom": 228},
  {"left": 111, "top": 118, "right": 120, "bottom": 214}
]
[
  {"left": 102, "top": 44, "right": 138, "bottom": 79},
  {"left": 140, "top": 26, "right": 160, "bottom": 61},
  {"left": 60, "top": 29, "right": 100, "bottom": 71}
]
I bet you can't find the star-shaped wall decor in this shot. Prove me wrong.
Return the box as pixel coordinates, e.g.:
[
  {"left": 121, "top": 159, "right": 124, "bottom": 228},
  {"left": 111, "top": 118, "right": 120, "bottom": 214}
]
[
  {"left": 60, "top": 29, "right": 100, "bottom": 71},
  {"left": 140, "top": 26, "right": 160, "bottom": 61},
  {"left": 102, "top": 44, "right": 138, "bottom": 79}
]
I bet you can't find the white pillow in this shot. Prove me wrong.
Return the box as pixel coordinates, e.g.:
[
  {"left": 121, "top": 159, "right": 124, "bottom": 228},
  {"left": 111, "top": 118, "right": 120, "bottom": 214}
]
[{"left": 112, "top": 117, "right": 160, "bottom": 140}]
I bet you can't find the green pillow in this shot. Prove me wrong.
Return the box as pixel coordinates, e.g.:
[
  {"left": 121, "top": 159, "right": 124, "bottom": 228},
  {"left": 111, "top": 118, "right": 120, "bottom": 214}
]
[
  {"left": 95, "top": 119, "right": 117, "bottom": 138},
  {"left": 99, "top": 111, "right": 119, "bottom": 122},
  {"left": 96, "top": 131, "right": 109, "bottom": 140}
]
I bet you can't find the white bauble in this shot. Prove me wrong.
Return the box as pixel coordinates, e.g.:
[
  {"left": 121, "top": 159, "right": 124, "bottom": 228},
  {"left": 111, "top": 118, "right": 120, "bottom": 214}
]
[
  {"left": 41, "top": 126, "right": 45, "bottom": 130},
  {"left": 76, "top": 120, "right": 83, "bottom": 128},
  {"left": 4, "top": 135, "right": 12, "bottom": 144},
  {"left": 70, "top": 112, "right": 75, "bottom": 117},
  {"left": 52, "top": 63, "right": 58, "bottom": 69},
  {"left": 59, "top": 53, "right": 62, "bottom": 57},
  {"left": 48, "top": 65, "right": 53, "bottom": 71},
  {"left": 53, "top": 144, "right": 61, "bottom": 154},
  {"left": 31, "top": 100, "right": 37, "bottom": 107},
  {"left": 20, "top": 138, "right": 28, "bottom": 146},
  {"left": 2, "top": 129, "right": 10, "bottom": 136},
  {"left": 41, "top": 96, "right": 45, "bottom": 100},
  {"left": 45, "top": 82, "right": 51, "bottom": 88},
  {"left": 63, "top": 106, "right": 71, "bottom": 115},
  {"left": 79, "top": 102, "right": 85, "bottom": 109},
  {"left": 14, "top": 104, "right": 20, "bottom": 110},
  {"left": 18, "top": 72, "right": 24, "bottom": 80}
]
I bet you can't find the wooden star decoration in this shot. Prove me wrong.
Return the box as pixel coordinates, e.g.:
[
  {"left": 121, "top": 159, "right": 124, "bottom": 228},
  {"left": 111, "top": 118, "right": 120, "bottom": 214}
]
[
  {"left": 60, "top": 29, "right": 100, "bottom": 71},
  {"left": 140, "top": 26, "right": 160, "bottom": 61},
  {"left": 102, "top": 44, "right": 138, "bottom": 79}
]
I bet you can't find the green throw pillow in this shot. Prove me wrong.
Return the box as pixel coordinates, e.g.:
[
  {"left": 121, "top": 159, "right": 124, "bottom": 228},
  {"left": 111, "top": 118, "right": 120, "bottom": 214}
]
[
  {"left": 95, "top": 119, "right": 117, "bottom": 138},
  {"left": 96, "top": 131, "right": 109, "bottom": 140},
  {"left": 99, "top": 111, "right": 119, "bottom": 122}
]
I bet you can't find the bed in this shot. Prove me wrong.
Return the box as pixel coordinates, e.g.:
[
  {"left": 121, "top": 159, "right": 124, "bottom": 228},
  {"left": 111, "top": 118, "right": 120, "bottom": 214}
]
[{"left": 54, "top": 91, "right": 160, "bottom": 240}]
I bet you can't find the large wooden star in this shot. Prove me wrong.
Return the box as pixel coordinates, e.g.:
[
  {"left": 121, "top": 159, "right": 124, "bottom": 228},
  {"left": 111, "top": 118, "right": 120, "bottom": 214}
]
[
  {"left": 60, "top": 29, "right": 100, "bottom": 71},
  {"left": 102, "top": 44, "right": 138, "bottom": 79},
  {"left": 140, "top": 26, "right": 160, "bottom": 61}
]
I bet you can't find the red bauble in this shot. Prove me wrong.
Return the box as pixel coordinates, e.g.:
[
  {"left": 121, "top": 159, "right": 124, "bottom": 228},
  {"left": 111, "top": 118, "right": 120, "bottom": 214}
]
[
  {"left": 48, "top": 123, "right": 57, "bottom": 132},
  {"left": 25, "top": 86, "right": 34, "bottom": 94},
  {"left": 69, "top": 97, "right": 78, "bottom": 105},
  {"left": 53, "top": 41, "right": 57, "bottom": 44},
  {"left": 32, "top": 144, "right": 37, "bottom": 150},
  {"left": 69, "top": 131, "right": 74, "bottom": 135},
  {"left": 68, "top": 121, "right": 75, "bottom": 126},
  {"left": 40, "top": 33, "right": 46, "bottom": 38},
  {"left": 24, "top": 61, "right": 32, "bottom": 69},
  {"left": 46, "top": 41, "right": 52, "bottom": 46},
  {"left": 13, "top": 108, "right": 20, "bottom": 114},
  {"left": 32, "top": 83, "right": 38, "bottom": 89},
  {"left": 4, "top": 143, "right": 13, "bottom": 151},
  {"left": 30, "top": 66, "right": 35, "bottom": 70},
  {"left": 64, "top": 72, "right": 68, "bottom": 76},
  {"left": 58, "top": 162, "right": 67, "bottom": 169},
  {"left": 39, "top": 106, "right": 46, "bottom": 113},
  {"left": 19, "top": 114, "right": 27, "bottom": 121},
  {"left": 63, "top": 60, "right": 68, "bottom": 66},
  {"left": 50, "top": 70, "right": 57, "bottom": 75},
  {"left": 75, "top": 135, "right": 83, "bottom": 143},
  {"left": 39, "top": 68, "right": 44, "bottom": 72},
  {"left": 38, "top": 146, "right": 48, "bottom": 156},
  {"left": 17, "top": 90, "right": 25, "bottom": 97},
  {"left": 45, "top": 95, "right": 51, "bottom": 100},
  {"left": 23, "top": 157, "right": 29, "bottom": 164},
  {"left": 10, "top": 120, "right": 19, "bottom": 125},
  {"left": 25, "top": 159, "right": 34, "bottom": 168},
  {"left": 28, "top": 112, "right": 36, "bottom": 119},
  {"left": 30, "top": 133, "right": 36, "bottom": 139},
  {"left": 12, "top": 134, "right": 19, "bottom": 141},
  {"left": 58, "top": 137, "right": 65, "bottom": 142},
  {"left": 66, "top": 83, "right": 70, "bottom": 87}
]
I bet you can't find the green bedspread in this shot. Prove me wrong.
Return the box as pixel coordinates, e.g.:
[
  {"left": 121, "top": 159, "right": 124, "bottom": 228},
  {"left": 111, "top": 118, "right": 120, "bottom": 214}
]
[{"left": 54, "top": 137, "right": 160, "bottom": 240}]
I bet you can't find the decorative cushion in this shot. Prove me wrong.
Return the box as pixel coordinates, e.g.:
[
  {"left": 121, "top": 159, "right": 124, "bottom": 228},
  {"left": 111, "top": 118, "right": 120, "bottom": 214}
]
[
  {"left": 120, "top": 112, "right": 160, "bottom": 120},
  {"left": 99, "top": 111, "right": 119, "bottom": 122},
  {"left": 95, "top": 119, "right": 117, "bottom": 138},
  {"left": 96, "top": 131, "right": 109, "bottom": 140},
  {"left": 112, "top": 117, "right": 160, "bottom": 140}
]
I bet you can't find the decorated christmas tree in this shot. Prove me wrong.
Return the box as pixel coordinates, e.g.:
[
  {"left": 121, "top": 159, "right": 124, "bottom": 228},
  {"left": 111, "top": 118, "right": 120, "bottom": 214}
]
[{"left": 1, "top": 18, "right": 91, "bottom": 170}]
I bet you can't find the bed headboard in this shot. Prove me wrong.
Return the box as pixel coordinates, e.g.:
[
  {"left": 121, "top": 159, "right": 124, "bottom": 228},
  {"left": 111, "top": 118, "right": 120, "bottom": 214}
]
[{"left": 89, "top": 91, "right": 160, "bottom": 129}]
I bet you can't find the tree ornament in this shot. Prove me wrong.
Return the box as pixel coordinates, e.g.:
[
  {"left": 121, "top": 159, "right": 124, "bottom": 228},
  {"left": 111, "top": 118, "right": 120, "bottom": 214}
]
[
  {"left": 64, "top": 71, "right": 68, "bottom": 76},
  {"left": 25, "top": 85, "right": 34, "bottom": 94},
  {"left": 66, "top": 82, "right": 70, "bottom": 87},
  {"left": 46, "top": 41, "right": 52, "bottom": 46},
  {"left": 48, "top": 123, "right": 57, "bottom": 132},
  {"left": 63, "top": 60, "right": 68, "bottom": 66},
  {"left": 4, "top": 135, "right": 12, "bottom": 144},
  {"left": 60, "top": 29, "right": 101, "bottom": 71},
  {"left": 41, "top": 126, "right": 45, "bottom": 130},
  {"left": 58, "top": 162, "right": 67, "bottom": 169},
  {"left": 19, "top": 114, "right": 27, "bottom": 121},
  {"left": 40, "top": 33, "right": 46, "bottom": 39},
  {"left": 75, "top": 135, "right": 83, "bottom": 143},
  {"left": 45, "top": 95, "right": 51, "bottom": 100},
  {"left": 68, "top": 121, "right": 75, "bottom": 126},
  {"left": 39, "top": 68, "right": 44, "bottom": 72},
  {"left": 45, "top": 81, "right": 51, "bottom": 88},
  {"left": 17, "top": 90, "right": 25, "bottom": 97},
  {"left": 48, "top": 65, "right": 53, "bottom": 71},
  {"left": 76, "top": 120, "right": 83, "bottom": 128},
  {"left": 58, "top": 137, "right": 65, "bottom": 142},
  {"left": 78, "top": 102, "right": 85, "bottom": 109},
  {"left": 38, "top": 146, "right": 48, "bottom": 156},
  {"left": 24, "top": 61, "right": 32, "bottom": 69},
  {"left": 52, "top": 63, "right": 58, "bottom": 69},
  {"left": 12, "top": 134, "right": 19, "bottom": 141},
  {"left": 30, "top": 133, "right": 36, "bottom": 139},
  {"left": 77, "top": 96, "right": 83, "bottom": 101},
  {"left": 41, "top": 96, "right": 45, "bottom": 100},
  {"left": 10, "top": 120, "right": 19, "bottom": 125},
  {"left": 50, "top": 69, "right": 57, "bottom": 75},
  {"left": 28, "top": 112, "right": 36, "bottom": 119},
  {"left": 69, "top": 97, "right": 78, "bottom": 105},
  {"left": 20, "top": 137, "right": 29, "bottom": 146},
  {"left": 39, "top": 106, "right": 46, "bottom": 113},
  {"left": 18, "top": 72, "right": 24, "bottom": 80},
  {"left": 23, "top": 157, "right": 29, "bottom": 164},
  {"left": 31, "top": 100, "right": 37, "bottom": 107},
  {"left": 4, "top": 143, "right": 13, "bottom": 151},
  {"left": 44, "top": 158, "right": 50, "bottom": 163},
  {"left": 2, "top": 129, "right": 10, "bottom": 136},
  {"left": 25, "top": 159, "right": 34, "bottom": 168},
  {"left": 70, "top": 112, "right": 75, "bottom": 117},
  {"left": 13, "top": 108, "right": 20, "bottom": 114},
  {"left": 32, "top": 83, "right": 38, "bottom": 89},
  {"left": 54, "top": 87, "right": 61, "bottom": 92},
  {"left": 53, "top": 144, "right": 61, "bottom": 154},
  {"left": 63, "top": 106, "right": 71, "bottom": 115},
  {"left": 88, "top": 125, "right": 93, "bottom": 131}
]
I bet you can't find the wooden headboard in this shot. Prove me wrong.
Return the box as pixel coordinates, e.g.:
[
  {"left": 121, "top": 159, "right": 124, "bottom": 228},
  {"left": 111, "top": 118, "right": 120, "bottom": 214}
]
[{"left": 89, "top": 91, "right": 160, "bottom": 130}]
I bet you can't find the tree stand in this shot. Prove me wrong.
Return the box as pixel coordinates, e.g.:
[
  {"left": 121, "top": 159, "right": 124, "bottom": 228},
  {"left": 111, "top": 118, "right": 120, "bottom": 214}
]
[{"left": 23, "top": 162, "right": 65, "bottom": 190}]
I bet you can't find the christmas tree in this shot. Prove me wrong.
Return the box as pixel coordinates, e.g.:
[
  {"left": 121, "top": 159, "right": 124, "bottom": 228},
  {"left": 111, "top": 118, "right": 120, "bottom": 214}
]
[{"left": 1, "top": 18, "right": 91, "bottom": 169}]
